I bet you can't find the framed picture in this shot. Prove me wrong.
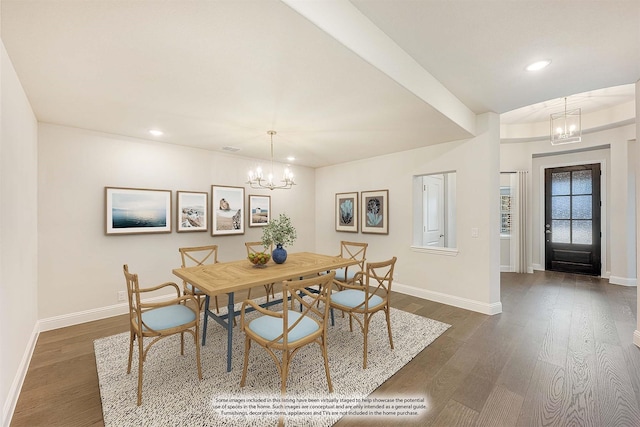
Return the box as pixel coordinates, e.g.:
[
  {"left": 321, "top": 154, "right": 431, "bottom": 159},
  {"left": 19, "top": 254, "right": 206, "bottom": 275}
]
[
  {"left": 105, "top": 187, "right": 172, "bottom": 235},
  {"left": 248, "top": 195, "right": 271, "bottom": 227},
  {"left": 361, "top": 190, "right": 389, "bottom": 234},
  {"left": 335, "top": 192, "right": 358, "bottom": 232},
  {"left": 211, "top": 185, "right": 245, "bottom": 235},
  {"left": 177, "top": 191, "right": 208, "bottom": 232}
]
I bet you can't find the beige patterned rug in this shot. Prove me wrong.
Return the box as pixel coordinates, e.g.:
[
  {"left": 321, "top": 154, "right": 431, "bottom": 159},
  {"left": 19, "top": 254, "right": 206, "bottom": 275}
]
[{"left": 94, "top": 297, "right": 449, "bottom": 426}]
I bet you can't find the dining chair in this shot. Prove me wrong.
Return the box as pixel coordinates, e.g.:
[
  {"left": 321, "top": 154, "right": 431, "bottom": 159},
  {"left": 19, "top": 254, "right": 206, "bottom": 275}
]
[
  {"left": 179, "top": 245, "right": 219, "bottom": 313},
  {"left": 123, "top": 264, "right": 202, "bottom": 405},
  {"left": 329, "top": 256, "right": 397, "bottom": 369},
  {"left": 322, "top": 241, "right": 368, "bottom": 287},
  {"left": 240, "top": 271, "right": 336, "bottom": 394},
  {"left": 244, "top": 241, "right": 276, "bottom": 302}
]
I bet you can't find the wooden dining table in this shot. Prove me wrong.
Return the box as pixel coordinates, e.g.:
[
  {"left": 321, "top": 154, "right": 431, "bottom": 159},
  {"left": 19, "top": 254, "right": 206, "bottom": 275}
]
[{"left": 172, "top": 251, "right": 358, "bottom": 372}]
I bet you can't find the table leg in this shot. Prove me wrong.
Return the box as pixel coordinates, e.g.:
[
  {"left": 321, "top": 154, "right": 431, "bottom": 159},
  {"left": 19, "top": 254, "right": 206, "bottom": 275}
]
[
  {"left": 226, "top": 292, "right": 235, "bottom": 372},
  {"left": 202, "top": 295, "right": 210, "bottom": 346}
]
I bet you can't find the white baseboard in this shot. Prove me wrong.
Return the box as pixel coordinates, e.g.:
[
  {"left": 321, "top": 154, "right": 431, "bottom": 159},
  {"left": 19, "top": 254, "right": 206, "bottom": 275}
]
[
  {"left": 3, "top": 322, "right": 39, "bottom": 427},
  {"left": 634, "top": 330, "right": 640, "bottom": 348},
  {"left": 500, "top": 266, "right": 535, "bottom": 274},
  {"left": 393, "top": 281, "right": 502, "bottom": 315},
  {"left": 532, "top": 263, "right": 543, "bottom": 271},
  {"left": 39, "top": 302, "right": 129, "bottom": 332},
  {"left": 4, "top": 293, "right": 180, "bottom": 426},
  {"left": 39, "top": 294, "right": 175, "bottom": 332},
  {"left": 609, "top": 276, "right": 637, "bottom": 287}
]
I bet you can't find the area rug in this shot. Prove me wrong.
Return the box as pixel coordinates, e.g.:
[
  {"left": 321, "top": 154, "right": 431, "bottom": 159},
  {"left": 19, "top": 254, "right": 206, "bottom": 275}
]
[{"left": 94, "top": 298, "right": 450, "bottom": 426}]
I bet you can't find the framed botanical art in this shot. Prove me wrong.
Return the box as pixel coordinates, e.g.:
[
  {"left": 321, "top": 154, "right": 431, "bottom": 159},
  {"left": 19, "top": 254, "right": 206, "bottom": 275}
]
[
  {"left": 361, "top": 189, "right": 389, "bottom": 234},
  {"left": 248, "top": 195, "right": 270, "bottom": 227},
  {"left": 211, "top": 185, "right": 245, "bottom": 235},
  {"left": 176, "top": 191, "right": 208, "bottom": 232},
  {"left": 335, "top": 192, "right": 358, "bottom": 232},
  {"left": 105, "top": 187, "right": 172, "bottom": 235}
]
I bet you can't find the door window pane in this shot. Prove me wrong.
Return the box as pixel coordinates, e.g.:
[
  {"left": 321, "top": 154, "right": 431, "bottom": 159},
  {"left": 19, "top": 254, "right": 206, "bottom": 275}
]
[
  {"left": 552, "top": 196, "right": 570, "bottom": 219},
  {"left": 572, "top": 195, "right": 592, "bottom": 219},
  {"left": 572, "top": 170, "right": 592, "bottom": 195},
  {"left": 551, "top": 172, "right": 570, "bottom": 195},
  {"left": 572, "top": 220, "right": 592, "bottom": 244},
  {"left": 552, "top": 220, "right": 570, "bottom": 243}
]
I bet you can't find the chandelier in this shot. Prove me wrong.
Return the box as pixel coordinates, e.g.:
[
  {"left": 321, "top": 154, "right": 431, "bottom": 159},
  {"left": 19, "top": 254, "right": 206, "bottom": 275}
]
[
  {"left": 550, "top": 97, "right": 581, "bottom": 145},
  {"left": 247, "top": 131, "right": 295, "bottom": 190}
]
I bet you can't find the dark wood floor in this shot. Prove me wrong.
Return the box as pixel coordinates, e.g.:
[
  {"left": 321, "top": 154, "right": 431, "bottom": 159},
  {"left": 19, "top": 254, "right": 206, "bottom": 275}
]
[{"left": 10, "top": 271, "right": 640, "bottom": 426}]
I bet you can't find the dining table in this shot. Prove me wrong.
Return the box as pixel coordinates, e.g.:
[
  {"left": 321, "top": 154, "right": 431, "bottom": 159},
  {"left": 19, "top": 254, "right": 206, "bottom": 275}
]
[{"left": 172, "top": 251, "right": 358, "bottom": 372}]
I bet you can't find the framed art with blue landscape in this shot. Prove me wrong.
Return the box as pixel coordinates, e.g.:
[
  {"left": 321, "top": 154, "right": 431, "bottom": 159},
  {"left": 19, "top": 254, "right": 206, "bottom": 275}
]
[
  {"left": 248, "top": 195, "right": 270, "bottom": 227},
  {"left": 335, "top": 192, "right": 358, "bottom": 232},
  {"left": 105, "top": 187, "right": 172, "bottom": 235},
  {"left": 361, "top": 189, "right": 389, "bottom": 234},
  {"left": 177, "top": 191, "right": 208, "bottom": 232}
]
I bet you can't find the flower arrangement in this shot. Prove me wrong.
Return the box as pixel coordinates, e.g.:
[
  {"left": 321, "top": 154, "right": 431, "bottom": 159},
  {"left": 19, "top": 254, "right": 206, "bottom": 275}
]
[{"left": 262, "top": 213, "right": 297, "bottom": 248}]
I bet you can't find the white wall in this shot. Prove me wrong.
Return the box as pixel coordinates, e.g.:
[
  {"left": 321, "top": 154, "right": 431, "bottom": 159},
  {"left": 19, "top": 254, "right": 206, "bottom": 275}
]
[
  {"left": 0, "top": 42, "right": 39, "bottom": 427},
  {"left": 501, "top": 123, "right": 636, "bottom": 282},
  {"left": 634, "top": 79, "right": 640, "bottom": 348},
  {"left": 315, "top": 113, "right": 502, "bottom": 315},
  {"left": 37, "top": 124, "right": 316, "bottom": 324}
]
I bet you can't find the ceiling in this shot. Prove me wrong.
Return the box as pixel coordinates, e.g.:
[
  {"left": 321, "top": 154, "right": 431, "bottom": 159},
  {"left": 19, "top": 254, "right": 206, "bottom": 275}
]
[{"left": 2, "top": 0, "right": 638, "bottom": 168}]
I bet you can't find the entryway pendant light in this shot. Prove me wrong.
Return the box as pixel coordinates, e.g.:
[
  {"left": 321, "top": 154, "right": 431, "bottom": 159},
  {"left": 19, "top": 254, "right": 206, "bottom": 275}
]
[{"left": 550, "top": 97, "right": 581, "bottom": 145}]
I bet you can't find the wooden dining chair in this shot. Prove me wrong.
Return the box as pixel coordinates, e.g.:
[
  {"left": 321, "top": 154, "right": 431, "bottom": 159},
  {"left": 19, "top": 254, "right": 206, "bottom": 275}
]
[
  {"left": 123, "top": 264, "right": 202, "bottom": 405},
  {"left": 245, "top": 241, "right": 276, "bottom": 302},
  {"left": 179, "top": 245, "right": 219, "bottom": 313},
  {"left": 329, "top": 257, "right": 397, "bottom": 368},
  {"left": 321, "top": 241, "right": 368, "bottom": 288},
  {"left": 240, "top": 272, "right": 336, "bottom": 394}
]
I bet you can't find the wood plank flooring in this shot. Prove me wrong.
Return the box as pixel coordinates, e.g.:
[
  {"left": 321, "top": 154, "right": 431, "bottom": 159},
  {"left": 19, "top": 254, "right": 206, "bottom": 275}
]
[{"left": 10, "top": 271, "right": 640, "bottom": 426}]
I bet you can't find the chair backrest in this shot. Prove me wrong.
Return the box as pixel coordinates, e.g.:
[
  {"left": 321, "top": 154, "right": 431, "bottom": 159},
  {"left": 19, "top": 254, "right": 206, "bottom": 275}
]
[
  {"left": 123, "top": 264, "right": 143, "bottom": 328},
  {"left": 339, "top": 241, "right": 368, "bottom": 273},
  {"left": 277, "top": 271, "right": 335, "bottom": 345},
  {"left": 244, "top": 241, "right": 271, "bottom": 256},
  {"left": 179, "top": 245, "right": 219, "bottom": 268},
  {"left": 361, "top": 256, "right": 397, "bottom": 302}
]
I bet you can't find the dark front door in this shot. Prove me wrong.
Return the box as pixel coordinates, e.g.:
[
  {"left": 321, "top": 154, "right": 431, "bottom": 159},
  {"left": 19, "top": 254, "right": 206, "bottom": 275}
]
[{"left": 545, "top": 164, "right": 601, "bottom": 275}]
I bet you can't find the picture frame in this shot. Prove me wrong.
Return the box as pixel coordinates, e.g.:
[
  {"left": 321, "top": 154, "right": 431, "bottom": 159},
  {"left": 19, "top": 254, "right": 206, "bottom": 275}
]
[
  {"left": 105, "top": 187, "right": 172, "bottom": 235},
  {"left": 248, "top": 195, "right": 271, "bottom": 227},
  {"left": 335, "top": 192, "right": 358, "bottom": 232},
  {"left": 361, "top": 190, "right": 389, "bottom": 234},
  {"left": 211, "top": 185, "right": 245, "bottom": 235},
  {"left": 177, "top": 191, "right": 208, "bottom": 232}
]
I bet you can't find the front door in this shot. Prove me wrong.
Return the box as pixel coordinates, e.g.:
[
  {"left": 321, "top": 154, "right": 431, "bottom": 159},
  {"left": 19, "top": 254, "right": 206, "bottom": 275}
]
[{"left": 544, "top": 164, "right": 601, "bottom": 275}]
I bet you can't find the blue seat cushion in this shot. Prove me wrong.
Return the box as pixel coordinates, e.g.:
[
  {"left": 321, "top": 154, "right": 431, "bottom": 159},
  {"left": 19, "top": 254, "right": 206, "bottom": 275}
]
[
  {"left": 248, "top": 310, "right": 319, "bottom": 343},
  {"left": 321, "top": 267, "right": 356, "bottom": 282},
  {"left": 331, "top": 289, "right": 384, "bottom": 309},
  {"left": 141, "top": 304, "right": 196, "bottom": 331},
  {"left": 185, "top": 283, "right": 204, "bottom": 294}
]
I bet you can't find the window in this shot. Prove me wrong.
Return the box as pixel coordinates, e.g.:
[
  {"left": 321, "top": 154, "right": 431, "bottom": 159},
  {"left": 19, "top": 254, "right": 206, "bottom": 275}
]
[
  {"left": 500, "top": 186, "right": 512, "bottom": 235},
  {"left": 412, "top": 171, "right": 457, "bottom": 251}
]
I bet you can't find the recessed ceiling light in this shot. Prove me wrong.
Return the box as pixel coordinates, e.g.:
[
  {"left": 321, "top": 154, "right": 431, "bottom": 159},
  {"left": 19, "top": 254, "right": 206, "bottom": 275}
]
[
  {"left": 149, "top": 129, "right": 164, "bottom": 136},
  {"left": 526, "top": 60, "right": 551, "bottom": 71},
  {"left": 287, "top": 156, "right": 296, "bottom": 162}
]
